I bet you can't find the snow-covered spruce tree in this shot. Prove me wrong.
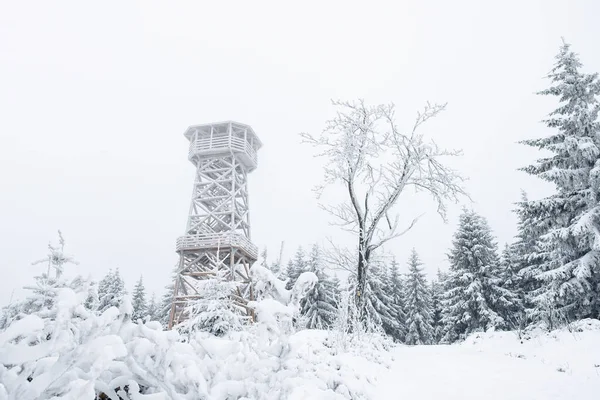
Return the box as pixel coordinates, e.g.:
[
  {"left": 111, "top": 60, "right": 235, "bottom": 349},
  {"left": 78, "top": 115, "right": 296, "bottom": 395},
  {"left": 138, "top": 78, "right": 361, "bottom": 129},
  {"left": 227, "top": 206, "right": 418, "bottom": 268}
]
[
  {"left": 385, "top": 257, "right": 407, "bottom": 342},
  {"left": 499, "top": 242, "right": 527, "bottom": 329},
  {"left": 145, "top": 292, "right": 159, "bottom": 322},
  {"left": 177, "top": 277, "right": 248, "bottom": 338},
  {"left": 26, "top": 231, "right": 79, "bottom": 311},
  {"left": 157, "top": 265, "right": 178, "bottom": 327},
  {"left": 511, "top": 191, "right": 548, "bottom": 320},
  {"left": 299, "top": 244, "right": 338, "bottom": 329},
  {"left": 301, "top": 100, "right": 466, "bottom": 320},
  {"left": 362, "top": 260, "right": 399, "bottom": 334},
  {"left": 260, "top": 247, "right": 268, "bottom": 269},
  {"left": 403, "top": 249, "right": 434, "bottom": 345},
  {"left": 96, "top": 268, "right": 127, "bottom": 314},
  {"left": 158, "top": 281, "right": 175, "bottom": 327},
  {"left": 519, "top": 41, "right": 600, "bottom": 324},
  {"left": 285, "top": 246, "right": 307, "bottom": 290},
  {"left": 442, "top": 210, "right": 520, "bottom": 342},
  {"left": 430, "top": 271, "right": 445, "bottom": 344},
  {"left": 83, "top": 280, "right": 99, "bottom": 312},
  {"left": 30, "top": 230, "right": 78, "bottom": 280},
  {"left": 1, "top": 231, "right": 79, "bottom": 329},
  {"left": 131, "top": 275, "right": 147, "bottom": 322}
]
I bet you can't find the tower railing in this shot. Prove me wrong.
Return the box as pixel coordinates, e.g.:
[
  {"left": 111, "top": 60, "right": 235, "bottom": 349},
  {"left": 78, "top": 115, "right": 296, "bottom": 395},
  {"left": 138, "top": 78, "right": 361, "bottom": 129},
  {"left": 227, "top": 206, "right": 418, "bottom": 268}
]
[
  {"left": 176, "top": 232, "right": 258, "bottom": 260},
  {"left": 188, "top": 136, "right": 257, "bottom": 168}
]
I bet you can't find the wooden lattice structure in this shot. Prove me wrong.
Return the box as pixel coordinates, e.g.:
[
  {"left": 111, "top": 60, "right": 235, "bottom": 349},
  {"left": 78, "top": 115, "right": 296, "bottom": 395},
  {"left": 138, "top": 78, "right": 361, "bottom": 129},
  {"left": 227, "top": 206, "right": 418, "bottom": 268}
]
[{"left": 168, "top": 121, "right": 261, "bottom": 329}]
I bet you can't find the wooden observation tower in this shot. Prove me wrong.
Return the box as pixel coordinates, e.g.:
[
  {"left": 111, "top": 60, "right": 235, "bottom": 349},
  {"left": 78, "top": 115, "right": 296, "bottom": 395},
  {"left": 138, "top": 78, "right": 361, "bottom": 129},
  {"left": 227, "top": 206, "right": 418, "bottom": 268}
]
[{"left": 168, "top": 121, "right": 261, "bottom": 329}]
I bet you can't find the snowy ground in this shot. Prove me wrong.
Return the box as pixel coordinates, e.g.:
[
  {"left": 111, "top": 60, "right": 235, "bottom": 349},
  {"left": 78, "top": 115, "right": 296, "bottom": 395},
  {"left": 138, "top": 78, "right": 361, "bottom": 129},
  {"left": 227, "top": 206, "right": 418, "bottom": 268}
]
[
  {"left": 2, "top": 281, "right": 600, "bottom": 399},
  {"left": 376, "top": 321, "right": 600, "bottom": 400}
]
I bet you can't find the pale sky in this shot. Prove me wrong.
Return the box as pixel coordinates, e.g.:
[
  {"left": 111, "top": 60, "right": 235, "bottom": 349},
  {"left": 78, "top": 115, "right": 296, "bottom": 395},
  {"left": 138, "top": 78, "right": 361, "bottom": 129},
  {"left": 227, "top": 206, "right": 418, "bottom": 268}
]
[{"left": 1, "top": 0, "right": 599, "bottom": 304}]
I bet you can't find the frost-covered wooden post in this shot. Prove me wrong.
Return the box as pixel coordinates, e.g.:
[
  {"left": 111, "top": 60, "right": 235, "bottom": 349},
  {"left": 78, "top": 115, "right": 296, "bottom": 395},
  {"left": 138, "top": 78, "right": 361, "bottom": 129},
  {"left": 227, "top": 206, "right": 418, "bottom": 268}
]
[{"left": 169, "top": 121, "right": 262, "bottom": 329}]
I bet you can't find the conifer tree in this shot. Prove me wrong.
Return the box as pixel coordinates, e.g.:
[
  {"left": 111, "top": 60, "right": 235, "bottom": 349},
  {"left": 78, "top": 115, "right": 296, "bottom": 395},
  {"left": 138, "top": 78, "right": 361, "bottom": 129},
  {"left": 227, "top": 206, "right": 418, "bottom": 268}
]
[
  {"left": 158, "top": 265, "right": 178, "bottom": 327},
  {"left": 511, "top": 191, "right": 547, "bottom": 314},
  {"left": 131, "top": 275, "right": 147, "bottom": 322},
  {"left": 20, "top": 230, "right": 79, "bottom": 315},
  {"left": 159, "top": 282, "right": 175, "bottom": 327},
  {"left": 178, "top": 279, "right": 247, "bottom": 337},
  {"left": 520, "top": 41, "right": 600, "bottom": 324},
  {"left": 430, "top": 271, "right": 445, "bottom": 344},
  {"left": 403, "top": 249, "right": 434, "bottom": 345},
  {"left": 384, "top": 258, "right": 407, "bottom": 341},
  {"left": 300, "top": 244, "right": 338, "bottom": 329},
  {"left": 0, "top": 231, "right": 87, "bottom": 329},
  {"left": 499, "top": 243, "right": 526, "bottom": 329},
  {"left": 285, "top": 247, "right": 307, "bottom": 290},
  {"left": 84, "top": 280, "right": 99, "bottom": 312},
  {"left": 97, "top": 268, "right": 127, "bottom": 314},
  {"left": 146, "top": 292, "right": 159, "bottom": 322},
  {"left": 362, "top": 260, "right": 398, "bottom": 334},
  {"left": 442, "top": 210, "right": 520, "bottom": 342},
  {"left": 260, "top": 247, "right": 268, "bottom": 269}
]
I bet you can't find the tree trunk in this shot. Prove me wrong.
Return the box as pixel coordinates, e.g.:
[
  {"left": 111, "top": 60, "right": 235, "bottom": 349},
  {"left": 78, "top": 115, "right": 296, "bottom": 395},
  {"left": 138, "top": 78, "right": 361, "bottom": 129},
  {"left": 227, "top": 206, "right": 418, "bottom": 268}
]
[{"left": 356, "top": 236, "right": 370, "bottom": 322}]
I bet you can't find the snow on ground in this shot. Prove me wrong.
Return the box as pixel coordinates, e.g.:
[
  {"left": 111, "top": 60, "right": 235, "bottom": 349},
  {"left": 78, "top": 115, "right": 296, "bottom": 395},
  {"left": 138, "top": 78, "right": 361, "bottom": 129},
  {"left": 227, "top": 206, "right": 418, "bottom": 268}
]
[
  {"left": 2, "top": 279, "right": 599, "bottom": 399},
  {"left": 376, "top": 320, "right": 600, "bottom": 400}
]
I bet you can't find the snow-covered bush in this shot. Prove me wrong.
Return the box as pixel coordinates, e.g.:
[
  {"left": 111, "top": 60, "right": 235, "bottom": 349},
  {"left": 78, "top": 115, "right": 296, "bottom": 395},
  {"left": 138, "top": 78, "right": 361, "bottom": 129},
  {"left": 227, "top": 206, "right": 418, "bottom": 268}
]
[
  {"left": 0, "top": 287, "right": 211, "bottom": 399},
  {"left": 1, "top": 240, "right": 392, "bottom": 399},
  {"left": 177, "top": 279, "right": 249, "bottom": 338}
]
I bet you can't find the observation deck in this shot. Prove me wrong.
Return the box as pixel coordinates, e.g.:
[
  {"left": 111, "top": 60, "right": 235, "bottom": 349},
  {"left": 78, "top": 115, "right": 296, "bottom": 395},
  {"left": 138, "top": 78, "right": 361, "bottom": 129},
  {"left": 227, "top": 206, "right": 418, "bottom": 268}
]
[
  {"left": 176, "top": 232, "right": 258, "bottom": 260},
  {"left": 183, "top": 121, "right": 262, "bottom": 171}
]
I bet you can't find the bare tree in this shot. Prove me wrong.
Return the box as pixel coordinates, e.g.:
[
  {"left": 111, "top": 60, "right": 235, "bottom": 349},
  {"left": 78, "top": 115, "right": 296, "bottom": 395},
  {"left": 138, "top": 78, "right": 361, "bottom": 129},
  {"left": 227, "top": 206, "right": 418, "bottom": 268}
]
[{"left": 301, "top": 99, "right": 466, "bottom": 320}]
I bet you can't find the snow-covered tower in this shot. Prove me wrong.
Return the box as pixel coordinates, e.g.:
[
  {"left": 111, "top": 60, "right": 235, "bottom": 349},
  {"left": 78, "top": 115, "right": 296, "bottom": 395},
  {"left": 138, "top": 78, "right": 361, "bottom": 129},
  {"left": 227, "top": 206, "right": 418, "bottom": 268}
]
[{"left": 168, "top": 121, "right": 261, "bottom": 328}]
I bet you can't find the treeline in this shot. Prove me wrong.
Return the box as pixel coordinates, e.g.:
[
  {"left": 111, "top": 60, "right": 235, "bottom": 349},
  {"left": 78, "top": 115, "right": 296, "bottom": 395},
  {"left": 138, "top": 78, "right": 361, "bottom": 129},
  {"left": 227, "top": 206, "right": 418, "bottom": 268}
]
[{"left": 257, "top": 208, "right": 520, "bottom": 345}]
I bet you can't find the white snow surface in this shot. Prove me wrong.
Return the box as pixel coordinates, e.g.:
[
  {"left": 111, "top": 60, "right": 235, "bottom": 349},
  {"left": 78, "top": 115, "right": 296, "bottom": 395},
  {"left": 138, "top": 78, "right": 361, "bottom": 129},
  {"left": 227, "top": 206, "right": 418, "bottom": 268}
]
[
  {"left": 2, "top": 282, "right": 600, "bottom": 399},
  {"left": 376, "top": 320, "right": 600, "bottom": 399}
]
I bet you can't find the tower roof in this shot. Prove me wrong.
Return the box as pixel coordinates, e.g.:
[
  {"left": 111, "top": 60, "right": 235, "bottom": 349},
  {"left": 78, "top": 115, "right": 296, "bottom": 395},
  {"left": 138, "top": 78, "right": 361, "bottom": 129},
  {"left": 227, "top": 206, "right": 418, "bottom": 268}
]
[{"left": 183, "top": 121, "right": 263, "bottom": 149}]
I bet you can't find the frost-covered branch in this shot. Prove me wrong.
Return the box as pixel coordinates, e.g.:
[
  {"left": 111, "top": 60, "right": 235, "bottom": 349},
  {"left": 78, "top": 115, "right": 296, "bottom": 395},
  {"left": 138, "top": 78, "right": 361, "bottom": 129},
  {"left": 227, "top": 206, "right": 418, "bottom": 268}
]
[{"left": 302, "top": 99, "right": 466, "bottom": 318}]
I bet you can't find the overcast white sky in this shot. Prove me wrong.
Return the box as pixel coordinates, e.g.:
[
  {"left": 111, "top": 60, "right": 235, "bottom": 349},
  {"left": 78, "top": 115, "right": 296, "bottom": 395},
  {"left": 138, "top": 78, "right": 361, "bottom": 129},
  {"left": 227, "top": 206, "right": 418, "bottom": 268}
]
[{"left": 1, "top": 0, "right": 599, "bottom": 304}]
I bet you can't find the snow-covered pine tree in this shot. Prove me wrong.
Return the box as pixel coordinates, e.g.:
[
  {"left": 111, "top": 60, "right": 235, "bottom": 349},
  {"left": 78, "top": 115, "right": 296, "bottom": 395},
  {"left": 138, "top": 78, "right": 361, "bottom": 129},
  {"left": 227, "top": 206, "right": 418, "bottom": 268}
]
[
  {"left": 145, "top": 292, "right": 159, "bottom": 322},
  {"left": 499, "top": 243, "right": 526, "bottom": 329},
  {"left": 0, "top": 232, "right": 89, "bottom": 330},
  {"left": 519, "top": 41, "right": 600, "bottom": 324},
  {"left": 260, "top": 247, "right": 268, "bottom": 268},
  {"left": 153, "top": 265, "right": 178, "bottom": 327},
  {"left": 97, "top": 268, "right": 127, "bottom": 314},
  {"left": 96, "top": 269, "right": 112, "bottom": 311},
  {"left": 25, "top": 231, "right": 79, "bottom": 313},
  {"left": 84, "top": 280, "right": 99, "bottom": 312},
  {"left": 178, "top": 277, "right": 247, "bottom": 337},
  {"left": 260, "top": 247, "right": 283, "bottom": 277},
  {"left": 383, "top": 258, "right": 407, "bottom": 342},
  {"left": 362, "top": 260, "right": 398, "bottom": 334},
  {"left": 1, "top": 231, "right": 80, "bottom": 329},
  {"left": 159, "top": 282, "right": 175, "bottom": 327},
  {"left": 30, "top": 230, "right": 78, "bottom": 280},
  {"left": 442, "top": 210, "right": 520, "bottom": 342},
  {"left": 131, "top": 275, "right": 147, "bottom": 322},
  {"left": 285, "top": 247, "right": 307, "bottom": 290},
  {"left": 299, "top": 244, "right": 338, "bottom": 329},
  {"left": 403, "top": 249, "right": 434, "bottom": 345},
  {"left": 430, "top": 271, "right": 445, "bottom": 344},
  {"left": 511, "top": 191, "right": 547, "bottom": 322}
]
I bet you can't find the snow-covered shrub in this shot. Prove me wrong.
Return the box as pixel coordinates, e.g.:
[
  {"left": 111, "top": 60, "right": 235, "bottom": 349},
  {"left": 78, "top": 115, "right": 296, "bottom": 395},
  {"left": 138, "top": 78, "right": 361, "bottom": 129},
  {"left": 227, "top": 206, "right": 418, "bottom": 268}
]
[
  {"left": 177, "top": 279, "right": 249, "bottom": 338},
  {"left": 1, "top": 240, "right": 392, "bottom": 400},
  {"left": 0, "top": 287, "right": 211, "bottom": 399}
]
